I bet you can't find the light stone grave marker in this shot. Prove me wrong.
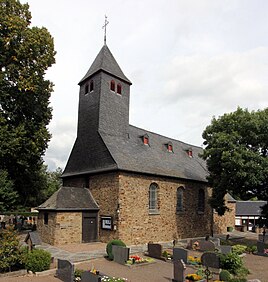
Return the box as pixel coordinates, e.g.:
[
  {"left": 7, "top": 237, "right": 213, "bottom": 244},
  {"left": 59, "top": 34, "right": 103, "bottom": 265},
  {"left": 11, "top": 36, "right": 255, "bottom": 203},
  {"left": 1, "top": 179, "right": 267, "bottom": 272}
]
[{"left": 112, "top": 245, "right": 130, "bottom": 265}]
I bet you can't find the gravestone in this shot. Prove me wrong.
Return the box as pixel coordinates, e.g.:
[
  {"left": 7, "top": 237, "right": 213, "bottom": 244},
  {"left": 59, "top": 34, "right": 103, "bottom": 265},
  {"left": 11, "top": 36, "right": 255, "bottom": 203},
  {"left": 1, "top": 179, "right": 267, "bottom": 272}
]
[
  {"left": 258, "top": 234, "right": 268, "bottom": 244},
  {"left": 24, "top": 231, "right": 42, "bottom": 251},
  {"left": 199, "top": 240, "right": 216, "bottom": 252},
  {"left": 201, "top": 252, "right": 220, "bottom": 269},
  {"left": 173, "top": 259, "right": 186, "bottom": 282},
  {"left": 112, "top": 245, "right": 130, "bottom": 265},
  {"left": 56, "top": 259, "right": 74, "bottom": 282},
  {"left": 148, "top": 243, "right": 163, "bottom": 259},
  {"left": 81, "top": 271, "right": 101, "bottom": 282},
  {"left": 212, "top": 238, "right": 220, "bottom": 247},
  {"left": 257, "top": 241, "right": 267, "bottom": 254},
  {"left": 173, "top": 247, "right": 188, "bottom": 264},
  {"left": 219, "top": 245, "right": 232, "bottom": 255}
]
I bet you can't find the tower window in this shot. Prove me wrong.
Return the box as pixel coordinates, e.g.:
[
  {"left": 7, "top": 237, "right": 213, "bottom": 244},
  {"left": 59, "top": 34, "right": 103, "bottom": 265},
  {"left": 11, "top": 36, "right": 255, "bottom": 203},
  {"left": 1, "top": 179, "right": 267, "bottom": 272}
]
[
  {"left": 110, "top": 80, "right": 115, "bottom": 92},
  {"left": 117, "top": 83, "right": 122, "bottom": 95},
  {"left": 90, "top": 80, "right": 94, "bottom": 92},
  {"left": 85, "top": 84, "right": 89, "bottom": 95},
  {"left": 44, "top": 212, "right": 48, "bottom": 225}
]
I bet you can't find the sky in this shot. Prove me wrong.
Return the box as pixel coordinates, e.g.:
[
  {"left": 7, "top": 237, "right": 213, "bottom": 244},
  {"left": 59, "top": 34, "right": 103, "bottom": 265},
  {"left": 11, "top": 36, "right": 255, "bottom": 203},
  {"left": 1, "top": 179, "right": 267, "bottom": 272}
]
[{"left": 22, "top": 0, "right": 268, "bottom": 171}]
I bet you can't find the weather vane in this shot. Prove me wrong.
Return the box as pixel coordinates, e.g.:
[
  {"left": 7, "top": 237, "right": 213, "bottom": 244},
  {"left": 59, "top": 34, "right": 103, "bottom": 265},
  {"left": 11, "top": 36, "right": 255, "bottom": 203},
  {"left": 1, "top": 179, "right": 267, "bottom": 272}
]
[{"left": 102, "top": 15, "right": 109, "bottom": 45}]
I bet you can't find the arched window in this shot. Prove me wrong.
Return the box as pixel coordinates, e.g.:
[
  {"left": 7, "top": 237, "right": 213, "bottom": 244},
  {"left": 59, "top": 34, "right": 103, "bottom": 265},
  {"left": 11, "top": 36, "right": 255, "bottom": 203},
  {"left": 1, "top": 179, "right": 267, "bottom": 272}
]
[
  {"left": 149, "top": 183, "right": 158, "bottom": 211},
  {"left": 90, "top": 80, "right": 94, "bottom": 92},
  {"left": 85, "top": 84, "right": 89, "bottom": 95},
  {"left": 110, "top": 80, "right": 115, "bottom": 91},
  {"left": 198, "top": 189, "right": 205, "bottom": 213},
  {"left": 176, "top": 187, "right": 184, "bottom": 211},
  {"left": 117, "top": 83, "right": 122, "bottom": 95}
]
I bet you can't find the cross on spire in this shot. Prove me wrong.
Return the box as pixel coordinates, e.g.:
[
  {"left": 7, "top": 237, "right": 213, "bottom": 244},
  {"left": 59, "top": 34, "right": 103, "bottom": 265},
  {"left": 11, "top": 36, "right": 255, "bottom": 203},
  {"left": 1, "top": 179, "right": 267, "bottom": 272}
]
[{"left": 102, "top": 15, "right": 109, "bottom": 45}]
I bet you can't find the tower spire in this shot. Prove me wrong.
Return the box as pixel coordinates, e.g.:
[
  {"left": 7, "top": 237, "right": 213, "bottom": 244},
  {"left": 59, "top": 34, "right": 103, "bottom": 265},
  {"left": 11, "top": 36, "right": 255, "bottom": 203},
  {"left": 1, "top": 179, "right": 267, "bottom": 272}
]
[{"left": 102, "top": 15, "right": 109, "bottom": 45}]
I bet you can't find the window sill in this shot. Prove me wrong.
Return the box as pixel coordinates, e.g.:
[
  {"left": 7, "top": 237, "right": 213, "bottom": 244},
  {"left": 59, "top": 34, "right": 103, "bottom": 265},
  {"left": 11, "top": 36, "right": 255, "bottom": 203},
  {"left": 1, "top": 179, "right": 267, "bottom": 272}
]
[{"left": 149, "top": 210, "right": 160, "bottom": 215}]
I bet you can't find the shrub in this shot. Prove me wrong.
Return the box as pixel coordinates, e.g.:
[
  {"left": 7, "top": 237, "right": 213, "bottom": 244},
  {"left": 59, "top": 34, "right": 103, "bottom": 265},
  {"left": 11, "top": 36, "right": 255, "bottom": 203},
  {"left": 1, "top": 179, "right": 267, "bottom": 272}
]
[
  {"left": 219, "top": 269, "right": 232, "bottom": 281},
  {"left": 220, "top": 253, "right": 243, "bottom": 275},
  {"left": 232, "top": 245, "right": 247, "bottom": 255},
  {"left": 106, "top": 239, "right": 126, "bottom": 260},
  {"left": 25, "top": 249, "right": 51, "bottom": 273},
  {"left": 0, "top": 227, "right": 24, "bottom": 272}
]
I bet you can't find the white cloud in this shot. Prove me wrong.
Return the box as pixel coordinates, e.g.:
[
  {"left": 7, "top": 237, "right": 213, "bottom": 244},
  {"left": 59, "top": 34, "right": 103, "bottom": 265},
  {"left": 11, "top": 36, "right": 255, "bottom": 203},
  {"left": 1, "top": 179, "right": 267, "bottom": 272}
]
[{"left": 20, "top": 0, "right": 268, "bottom": 170}]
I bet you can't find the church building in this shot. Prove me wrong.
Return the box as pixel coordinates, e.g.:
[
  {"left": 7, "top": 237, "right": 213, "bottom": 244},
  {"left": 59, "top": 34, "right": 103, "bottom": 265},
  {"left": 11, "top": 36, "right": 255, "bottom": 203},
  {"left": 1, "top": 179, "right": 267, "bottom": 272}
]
[{"left": 37, "top": 43, "right": 234, "bottom": 245}]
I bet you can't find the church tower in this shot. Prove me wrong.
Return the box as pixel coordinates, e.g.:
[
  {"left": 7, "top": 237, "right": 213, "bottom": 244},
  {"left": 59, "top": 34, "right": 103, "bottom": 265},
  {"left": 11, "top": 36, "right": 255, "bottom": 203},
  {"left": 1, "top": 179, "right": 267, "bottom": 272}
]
[
  {"left": 62, "top": 45, "right": 131, "bottom": 180},
  {"left": 78, "top": 45, "right": 132, "bottom": 137}
]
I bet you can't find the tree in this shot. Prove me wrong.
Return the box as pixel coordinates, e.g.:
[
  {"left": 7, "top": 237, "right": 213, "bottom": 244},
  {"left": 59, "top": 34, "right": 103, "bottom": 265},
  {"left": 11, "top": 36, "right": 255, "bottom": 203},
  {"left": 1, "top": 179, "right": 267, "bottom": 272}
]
[
  {"left": 0, "top": 170, "right": 18, "bottom": 212},
  {"left": 0, "top": 0, "right": 56, "bottom": 207},
  {"left": 202, "top": 107, "right": 268, "bottom": 222}
]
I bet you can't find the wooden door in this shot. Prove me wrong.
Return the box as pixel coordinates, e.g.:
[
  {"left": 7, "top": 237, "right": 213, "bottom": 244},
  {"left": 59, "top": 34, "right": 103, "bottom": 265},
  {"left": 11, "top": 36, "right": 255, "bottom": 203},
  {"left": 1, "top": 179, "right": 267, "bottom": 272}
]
[{"left": 82, "top": 212, "right": 98, "bottom": 242}]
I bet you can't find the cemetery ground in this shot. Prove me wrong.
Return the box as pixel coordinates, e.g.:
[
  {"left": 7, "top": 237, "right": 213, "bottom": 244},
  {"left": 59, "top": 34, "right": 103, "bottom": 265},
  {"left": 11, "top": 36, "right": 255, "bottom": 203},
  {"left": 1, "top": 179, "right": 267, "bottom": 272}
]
[{"left": 0, "top": 230, "right": 267, "bottom": 282}]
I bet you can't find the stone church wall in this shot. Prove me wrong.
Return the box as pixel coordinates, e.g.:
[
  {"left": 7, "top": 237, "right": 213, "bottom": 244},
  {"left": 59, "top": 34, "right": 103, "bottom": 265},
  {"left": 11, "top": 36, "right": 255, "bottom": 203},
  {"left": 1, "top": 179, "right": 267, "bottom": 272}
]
[
  {"left": 89, "top": 172, "right": 120, "bottom": 242},
  {"left": 213, "top": 201, "right": 236, "bottom": 234},
  {"left": 91, "top": 172, "right": 211, "bottom": 245},
  {"left": 37, "top": 211, "right": 82, "bottom": 245}
]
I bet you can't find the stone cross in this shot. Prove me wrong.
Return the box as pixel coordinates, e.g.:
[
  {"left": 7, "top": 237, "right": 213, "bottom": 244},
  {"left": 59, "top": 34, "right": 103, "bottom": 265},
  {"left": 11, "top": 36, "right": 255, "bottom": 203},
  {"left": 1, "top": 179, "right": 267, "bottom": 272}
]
[{"left": 102, "top": 15, "right": 109, "bottom": 45}]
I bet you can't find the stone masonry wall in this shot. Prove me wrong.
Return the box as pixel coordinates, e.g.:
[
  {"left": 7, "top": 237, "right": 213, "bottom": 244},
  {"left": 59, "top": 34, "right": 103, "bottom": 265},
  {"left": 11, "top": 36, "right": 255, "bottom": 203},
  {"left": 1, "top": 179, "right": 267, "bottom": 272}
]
[
  {"left": 37, "top": 211, "right": 57, "bottom": 245},
  {"left": 89, "top": 172, "right": 120, "bottom": 242},
  {"left": 54, "top": 212, "right": 82, "bottom": 245},
  {"left": 214, "top": 202, "right": 236, "bottom": 234},
  {"left": 117, "top": 172, "right": 212, "bottom": 245},
  {"left": 37, "top": 211, "right": 82, "bottom": 245}
]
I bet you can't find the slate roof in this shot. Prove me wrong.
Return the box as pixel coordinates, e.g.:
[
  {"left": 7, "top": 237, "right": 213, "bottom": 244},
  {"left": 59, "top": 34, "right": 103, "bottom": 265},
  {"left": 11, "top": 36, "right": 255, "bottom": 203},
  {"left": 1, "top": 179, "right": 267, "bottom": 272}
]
[
  {"left": 236, "top": 201, "right": 267, "bottom": 216},
  {"left": 37, "top": 187, "right": 99, "bottom": 211},
  {"left": 79, "top": 45, "right": 132, "bottom": 85},
  {"left": 99, "top": 125, "right": 208, "bottom": 182}
]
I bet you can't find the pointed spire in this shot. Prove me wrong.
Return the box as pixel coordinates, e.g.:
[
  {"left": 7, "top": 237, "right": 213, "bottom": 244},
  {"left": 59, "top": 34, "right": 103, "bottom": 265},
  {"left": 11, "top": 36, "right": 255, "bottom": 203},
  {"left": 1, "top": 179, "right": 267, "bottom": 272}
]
[{"left": 79, "top": 45, "right": 132, "bottom": 85}]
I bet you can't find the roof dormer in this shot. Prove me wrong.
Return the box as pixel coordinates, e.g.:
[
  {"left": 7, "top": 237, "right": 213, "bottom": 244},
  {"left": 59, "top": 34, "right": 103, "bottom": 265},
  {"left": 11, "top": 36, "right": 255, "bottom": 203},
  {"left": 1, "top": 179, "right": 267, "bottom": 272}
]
[{"left": 142, "top": 134, "right": 149, "bottom": 145}]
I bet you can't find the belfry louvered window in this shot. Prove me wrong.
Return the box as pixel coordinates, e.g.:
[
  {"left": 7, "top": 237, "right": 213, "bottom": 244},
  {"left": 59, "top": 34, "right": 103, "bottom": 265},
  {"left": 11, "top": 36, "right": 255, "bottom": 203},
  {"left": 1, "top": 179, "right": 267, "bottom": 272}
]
[{"left": 110, "top": 80, "right": 115, "bottom": 91}]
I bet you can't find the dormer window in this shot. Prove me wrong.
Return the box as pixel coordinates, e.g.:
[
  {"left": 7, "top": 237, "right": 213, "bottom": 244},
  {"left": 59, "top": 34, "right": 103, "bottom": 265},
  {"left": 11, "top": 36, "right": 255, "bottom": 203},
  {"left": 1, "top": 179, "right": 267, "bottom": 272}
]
[
  {"left": 186, "top": 148, "right": 193, "bottom": 158},
  {"left": 117, "top": 83, "right": 122, "bottom": 95},
  {"left": 143, "top": 134, "right": 149, "bottom": 145},
  {"left": 110, "top": 80, "right": 115, "bottom": 91},
  {"left": 90, "top": 80, "right": 94, "bottom": 92},
  {"left": 167, "top": 142, "right": 173, "bottom": 153}
]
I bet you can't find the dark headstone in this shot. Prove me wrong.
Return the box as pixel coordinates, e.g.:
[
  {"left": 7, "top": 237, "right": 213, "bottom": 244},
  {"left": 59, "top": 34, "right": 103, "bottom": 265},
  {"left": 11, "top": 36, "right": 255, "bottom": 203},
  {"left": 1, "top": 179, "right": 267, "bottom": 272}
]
[
  {"left": 24, "top": 231, "right": 42, "bottom": 250},
  {"left": 258, "top": 234, "right": 268, "bottom": 244},
  {"left": 173, "top": 247, "right": 188, "bottom": 264},
  {"left": 81, "top": 271, "right": 101, "bottom": 282},
  {"left": 257, "top": 241, "right": 266, "bottom": 253},
  {"left": 148, "top": 243, "right": 163, "bottom": 259},
  {"left": 199, "top": 240, "right": 216, "bottom": 252},
  {"left": 201, "top": 252, "right": 220, "bottom": 269},
  {"left": 112, "top": 245, "right": 130, "bottom": 265},
  {"left": 219, "top": 245, "right": 232, "bottom": 255},
  {"left": 56, "top": 259, "right": 74, "bottom": 282},
  {"left": 173, "top": 259, "right": 186, "bottom": 282}
]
